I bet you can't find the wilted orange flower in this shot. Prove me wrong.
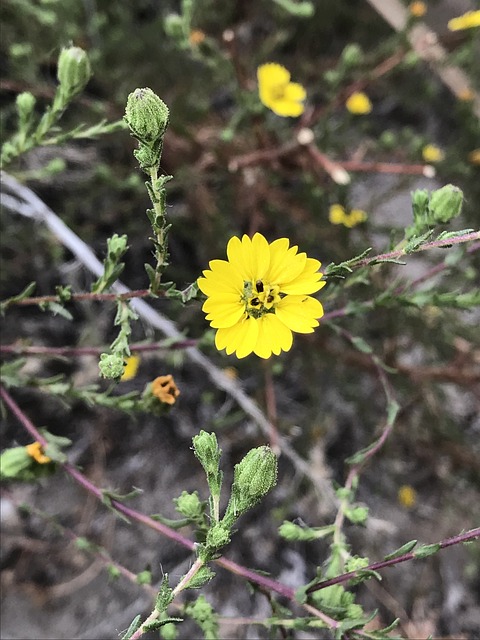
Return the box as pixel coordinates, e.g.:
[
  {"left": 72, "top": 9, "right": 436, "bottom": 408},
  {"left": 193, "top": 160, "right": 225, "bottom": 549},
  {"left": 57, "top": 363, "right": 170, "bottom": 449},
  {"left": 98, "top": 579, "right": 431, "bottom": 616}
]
[
  {"left": 189, "top": 29, "right": 206, "bottom": 45},
  {"left": 468, "top": 149, "right": 480, "bottom": 165},
  {"left": 25, "top": 442, "right": 51, "bottom": 464},
  {"left": 409, "top": 1, "right": 427, "bottom": 18},
  {"left": 151, "top": 375, "right": 180, "bottom": 405}
]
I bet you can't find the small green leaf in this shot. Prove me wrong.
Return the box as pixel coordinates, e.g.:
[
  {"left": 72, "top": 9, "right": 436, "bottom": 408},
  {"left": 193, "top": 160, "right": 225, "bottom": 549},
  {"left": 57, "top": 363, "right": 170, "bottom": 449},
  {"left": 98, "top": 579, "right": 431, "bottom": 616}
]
[
  {"left": 0, "top": 281, "right": 36, "bottom": 313},
  {"left": 121, "top": 615, "right": 141, "bottom": 640},
  {"left": 350, "top": 336, "right": 373, "bottom": 354},
  {"left": 384, "top": 540, "right": 417, "bottom": 560},
  {"left": 413, "top": 543, "right": 441, "bottom": 559}
]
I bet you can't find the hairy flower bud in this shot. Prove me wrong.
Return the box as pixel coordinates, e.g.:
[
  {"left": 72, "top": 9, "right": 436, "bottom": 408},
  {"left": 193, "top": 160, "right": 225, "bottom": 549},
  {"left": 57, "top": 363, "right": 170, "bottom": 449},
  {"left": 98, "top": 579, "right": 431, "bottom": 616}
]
[
  {"left": 174, "top": 490, "right": 203, "bottom": 519},
  {"left": 223, "top": 446, "right": 277, "bottom": 526},
  {"left": 192, "top": 431, "right": 221, "bottom": 476},
  {"left": 124, "top": 88, "right": 169, "bottom": 145},
  {"left": 57, "top": 46, "right": 91, "bottom": 99},
  {"left": 428, "top": 184, "right": 463, "bottom": 224},
  {"left": 99, "top": 353, "right": 125, "bottom": 379},
  {"left": 16, "top": 92, "right": 36, "bottom": 124}
]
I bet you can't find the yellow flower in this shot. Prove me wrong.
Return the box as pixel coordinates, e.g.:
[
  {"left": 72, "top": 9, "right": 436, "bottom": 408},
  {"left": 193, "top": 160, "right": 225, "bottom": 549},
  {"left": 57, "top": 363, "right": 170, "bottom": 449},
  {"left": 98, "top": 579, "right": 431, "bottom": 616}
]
[
  {"left": 25, "top": 442, "right": 51, "bottom": 464},
  {"left": 329, "top": 204, "right": 348, "bottom": 225},
  {"left": 345, "top": 91, "right": 372, "bottom": 115},
  {"left": 422, "top": 144, "right": 444, "bottom": 163},
  {"left": 198, "top": 233, "right": 325, "bottom": 359},
  {"left": 458, "top": 88, "right": 474, "bottom": 102},
  {"left": 151, "top": 375, "right": 180, "bottom": 405},
  {"left": 121, "top": 354, "right": 141, "bottom": 381},
  {"left": 468, "top": 149, "right": 480, "bottom": 165},
  {"left": 329, "top": 204, "right": 367, "bottom": 228},
  {"left": 448, "top": 10, "right": 480, "bottom": 31},
  {"left": 409, "top": 1, "right": 427, "bottom": 18},
  {"left": 257, "top": 63, "right": 306, "bottom": 117},
  {"left": 398, "top": 484, "right": 417, "bottom": 509},
  {"left": 346, "top": 209, "right": 368, "bottom": 228}
]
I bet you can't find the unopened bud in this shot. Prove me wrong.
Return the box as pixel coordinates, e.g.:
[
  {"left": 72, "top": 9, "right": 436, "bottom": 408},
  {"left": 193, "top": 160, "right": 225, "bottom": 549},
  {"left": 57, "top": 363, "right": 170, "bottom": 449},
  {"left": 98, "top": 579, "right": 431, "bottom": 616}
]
[
  {"left": 192, "top": 431, "right": 221, "bottom": 476},
  {"left": 99, "top": 353, "right": 125, "bottom": 379},
  {"left": 223, "top": 446, "right": 277, "bottom": 525},
  {"left": 57, "top": 46, "right": 91, "bottom": 98},
  {"left": 341, "top": 43, "right": 362, "bottom": 67},
  {"left": 174, "top": 491, "right": 203, "bottom": 519},
  {"left": 16, "top": 92, "right": 36, "bottom": 124},
  {"left": 124, "top": 88, "right": 169, "bottom": 145},
  {"left": 428, "top": 184, "right": 463, "bottom": 224}
]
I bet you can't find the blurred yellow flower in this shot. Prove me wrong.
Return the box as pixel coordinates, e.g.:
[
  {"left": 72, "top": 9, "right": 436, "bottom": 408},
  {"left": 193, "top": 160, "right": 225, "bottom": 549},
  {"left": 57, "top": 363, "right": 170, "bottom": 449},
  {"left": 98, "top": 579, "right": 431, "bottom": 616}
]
[
  {"left": 468, "top": 149, "right": 480, "bottom": 165},
  {"left": 448, "top": 10, "right": 480, "bottom": 31},
  {"left": 121, "top": 354, "right": 141, "bottom": 381},
  {"left": 457, "top": 88, "right": 474, "bottom": 102},
  {"left": 422, "top": 144, "right": 444, "bottom": 163},
  {"left": 26, "top": 441, "right": 51, "bottom": 464},
  {"left": 198, "top": 233, "right": 325, "bottom": 359},
  {"left": 151, "top": 375, "right": 180, "bottom": 405},
  {"left": 329, "top": 204, "right": 367, "bottom": 228},
  {"left": 409, "top": 1, "right": 426, "bottom": 18},
  {"left": 398, "top": 484, "right": 417, "bottom": 509},
  {"left": 345, "top": 91, "right": 372, "bottom": 115},
  {"left": 257, "top": 63, "right": 306, "bottom": 117}
]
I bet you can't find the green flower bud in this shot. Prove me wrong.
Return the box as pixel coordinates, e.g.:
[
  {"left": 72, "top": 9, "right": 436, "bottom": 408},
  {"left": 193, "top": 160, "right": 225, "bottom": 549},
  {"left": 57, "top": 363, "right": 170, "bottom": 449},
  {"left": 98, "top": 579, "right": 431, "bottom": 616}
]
[
  {"left": 341, "top": 43, "right": 362, "bottom": 67},
  {"left": 99, "top": 353, "right": 125, "bottom": 379},
  {"left": 16, "top": 92, "right": 36, "bottom": 125},
  {"left": 345, "top": 555, "right": 370, "bottom": 573},
  {"left": 57, "top": 46, "right": 91, "bottom": 98},
  {"left": 192, "top": 431, "right": 221, "bottom": 476},
  {"left": 124, "top": 88, "right": 169, "bottom": 145},
  {"left": 411, "top": 188, "right": 430, "bottom": 222},
  {"left": 136, "top": 569, "right": 152, "bottom": 585},
  {"left": 164, "top": 14, "right": 185, "bottom": 41},
  {"left": 174, "top": 490, "right": 203, "bottom": 519},
  {"left": 428, "top": 184, "right": 463, "bottom": 224},
  {"left": 224, "top": 446, "right": 277, "bottom": 525}
]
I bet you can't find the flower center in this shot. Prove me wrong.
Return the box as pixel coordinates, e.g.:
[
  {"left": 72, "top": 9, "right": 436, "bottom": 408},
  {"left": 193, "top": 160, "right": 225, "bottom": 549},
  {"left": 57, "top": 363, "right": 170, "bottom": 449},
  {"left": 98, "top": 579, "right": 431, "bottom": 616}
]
[
  {"left": 270, "top": 85, "right": 287, "bottom": 101},
  {"left": 242, "top": 280, "right": 281, "bottom": 319}
]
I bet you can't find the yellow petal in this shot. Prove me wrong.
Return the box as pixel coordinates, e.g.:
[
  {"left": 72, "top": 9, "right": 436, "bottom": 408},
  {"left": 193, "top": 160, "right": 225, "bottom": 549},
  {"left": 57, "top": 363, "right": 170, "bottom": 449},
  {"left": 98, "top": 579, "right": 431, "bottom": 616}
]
[
  {"left": 215, "top": 317, "right": 259, "bottom": 358},
  {"left": 284, "top": 82, "right": 306, "bottom": 102},
  {"left": 267, "top": 239, "right": 307, "bottom": 284},
  {"left": 252, "top": 314, "right": 292, "bottom": 358},
  {"left": 269, "top": 99, "right": 305, "bottom": 117},
  {"left": 257, "top": 63, "right": 291, "bottom": 88},
  {"left": 203, "top": 298, "right": 245, "bottom": 328},
  {"left": 276, "top": 296, "right": 324, "bottom": 333}
]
